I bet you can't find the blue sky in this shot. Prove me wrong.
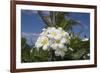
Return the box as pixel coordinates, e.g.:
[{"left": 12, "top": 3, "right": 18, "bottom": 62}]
[
  {"left": 21, "top": 10, "right": 90, "bottom": 45},
  {"left": 68, "top": 12, "right": 90, "bottom": 38},
  {"left": 21, "top": 10, "right": 46, "bottom": 34}
]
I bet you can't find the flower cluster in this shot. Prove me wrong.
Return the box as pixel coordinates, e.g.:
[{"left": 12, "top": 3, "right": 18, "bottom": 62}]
[{"left": 35, "top": 27, "right": 71, "bottom": 57}]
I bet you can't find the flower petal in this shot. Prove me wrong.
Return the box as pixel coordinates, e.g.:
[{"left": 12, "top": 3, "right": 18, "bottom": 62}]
[
  {"left": 43, "top": 45, "right": 49, "bottom": 50},
  {"left": 58, "top": 44, "right": 65, "bottom": 49}
]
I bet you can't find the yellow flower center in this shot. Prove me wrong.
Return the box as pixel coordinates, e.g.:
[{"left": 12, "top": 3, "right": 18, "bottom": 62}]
[
  {"left": 51, "top": 32, "right": 57, "bottom": 36},
  {"left": 56, "top": 40, "right": 61, "bottom": 44},
  {"left": 62, "top": 31, "right": 66, "bottom": 35},
  {"left": 41, "top": 37, "right": 49, "bottom": 45}
]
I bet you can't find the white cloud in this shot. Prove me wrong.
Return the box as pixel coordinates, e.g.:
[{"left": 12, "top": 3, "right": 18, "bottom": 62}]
[
  {"left": 21, "top": 32, "right": 40, "bottom": 46},
  {"left": 22, "top": 32, "right": 39, "bottom": 36}
]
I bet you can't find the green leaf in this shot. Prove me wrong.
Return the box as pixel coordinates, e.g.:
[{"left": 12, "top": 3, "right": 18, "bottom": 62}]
[
  {"left": 56, "top": 12, "right": 65, "bottom": 26},
  {"left": 30, "top": 48, "right": 51, "bottom": 62},
  {"left": 21, "top": 37, "right": 26, "bottom": 49},
  {"left": 71, "top": 48, "right": 86, "bottom": 59}
]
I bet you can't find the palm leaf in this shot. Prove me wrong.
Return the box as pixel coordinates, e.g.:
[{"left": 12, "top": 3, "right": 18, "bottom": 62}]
[{"left": 38, "top": 11, "right": 52, "bottom": 26}]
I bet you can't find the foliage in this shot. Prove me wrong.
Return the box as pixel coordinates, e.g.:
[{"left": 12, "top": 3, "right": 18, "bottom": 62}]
[{"left": 21, "top": 37, "right": 31, "bottom": 62}]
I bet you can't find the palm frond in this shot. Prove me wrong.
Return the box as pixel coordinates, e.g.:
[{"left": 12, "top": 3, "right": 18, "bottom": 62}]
[{"left": 38, "top": 11, "right": 51, "bottom": 26}]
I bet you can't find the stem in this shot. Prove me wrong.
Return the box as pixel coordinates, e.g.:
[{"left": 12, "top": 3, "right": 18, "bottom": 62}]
[{"left": 50, "top": 49, "right": 55, "bottom": 61}]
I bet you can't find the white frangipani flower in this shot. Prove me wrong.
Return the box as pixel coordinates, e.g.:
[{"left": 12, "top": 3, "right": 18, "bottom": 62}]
[
  {"left": 51, "top": 43, "right": 58, "bottom": 50},
  {"left": 58, "top": 44, "right": 65, "bottom": 49},
  {"left": 35, "top": 36, "right": 50, "bottom": 50},
  {"left": 55, "top": 50, "right": 66, "bottom": 57},
  {"left": 47, "top": 28, "right": 62, "bottom": 40},
  {"left": 61, "top": 38, "right": 67, "bottom": 44},
  {"left": 35, "top": 27, "right": 71, "bottom": 57}
]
